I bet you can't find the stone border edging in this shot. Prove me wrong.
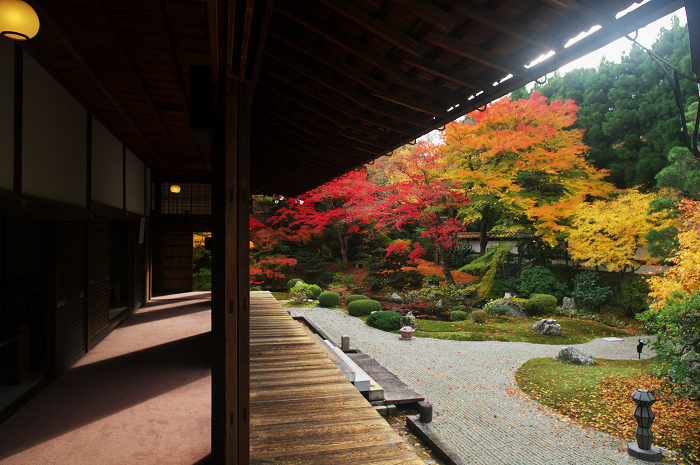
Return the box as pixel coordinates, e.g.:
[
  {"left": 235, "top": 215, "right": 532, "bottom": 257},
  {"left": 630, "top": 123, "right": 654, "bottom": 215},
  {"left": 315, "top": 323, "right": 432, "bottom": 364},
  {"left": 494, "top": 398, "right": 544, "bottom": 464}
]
[{"left": 407, "top": 415, "right": 468, "bottom": 465}]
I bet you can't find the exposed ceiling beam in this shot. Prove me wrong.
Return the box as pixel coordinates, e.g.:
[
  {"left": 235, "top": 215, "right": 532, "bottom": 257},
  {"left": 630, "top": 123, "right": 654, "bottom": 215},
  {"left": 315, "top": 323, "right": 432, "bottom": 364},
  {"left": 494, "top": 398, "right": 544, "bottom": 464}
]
[
  {"left": 95, "top": 0, "right": 189, "bottom": 173},
  {"left": 275, "top": 6, "right": 405, "bottom": 77},
  {"left": 265, "top": 48, "right": 375, "bottom": 107},
  {"left": 153, "top": 0, "right": 206, "bottom": 172},
  {"left": 424, "top": 30, "right": 518, "bottom": 74},
  {"left": 316, "top": 0, "right": 426, "bottom": 58},
  {"left": 451, "top": 2, "right": 560, "bottom": 51},
  {"left": 371, "top": 88, "right": 449, "bottom": 117},
  {"left": 257, "top": 75, "right": 350, "bottom": 128},
  {"left": 267, "top": 31, "right": 388, "bottom": 94},
  {"left": 402, "top": 55, "right": 494, "bottom": 92},
  {"left": 391, "top": 0, "right": 455, "bottom": 33},
  {"left": 32, "top": 0, "right": 170, "bottom": 171}
]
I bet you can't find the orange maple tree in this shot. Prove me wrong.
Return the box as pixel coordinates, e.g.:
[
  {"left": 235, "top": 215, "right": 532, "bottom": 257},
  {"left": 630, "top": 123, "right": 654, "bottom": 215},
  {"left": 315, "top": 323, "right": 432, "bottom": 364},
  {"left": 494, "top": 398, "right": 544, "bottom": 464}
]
[{"left": 441, "top": 92, "right": 613, "bottom": 252}]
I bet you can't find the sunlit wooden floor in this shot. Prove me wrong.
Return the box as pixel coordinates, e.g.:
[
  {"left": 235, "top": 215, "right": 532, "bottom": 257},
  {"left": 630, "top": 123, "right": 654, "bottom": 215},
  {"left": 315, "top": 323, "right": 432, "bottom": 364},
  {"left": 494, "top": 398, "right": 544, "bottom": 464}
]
[{"left": 249, "top": 292, "right": 423, "bottom": 464}]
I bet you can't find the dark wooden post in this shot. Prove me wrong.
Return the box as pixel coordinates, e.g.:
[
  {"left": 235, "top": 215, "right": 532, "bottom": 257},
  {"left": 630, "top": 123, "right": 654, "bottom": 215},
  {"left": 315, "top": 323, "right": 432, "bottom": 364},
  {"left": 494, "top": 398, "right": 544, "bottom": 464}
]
[{"left": 211, "top": 78, "right": 251, "bottom": 464}]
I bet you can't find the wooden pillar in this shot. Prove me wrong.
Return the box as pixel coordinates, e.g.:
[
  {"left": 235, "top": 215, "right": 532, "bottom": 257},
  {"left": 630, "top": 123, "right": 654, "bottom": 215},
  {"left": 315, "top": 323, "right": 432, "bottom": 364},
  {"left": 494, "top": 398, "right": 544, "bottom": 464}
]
[{"left": 211, "top": 79, "right": 250, "bottom": 464}]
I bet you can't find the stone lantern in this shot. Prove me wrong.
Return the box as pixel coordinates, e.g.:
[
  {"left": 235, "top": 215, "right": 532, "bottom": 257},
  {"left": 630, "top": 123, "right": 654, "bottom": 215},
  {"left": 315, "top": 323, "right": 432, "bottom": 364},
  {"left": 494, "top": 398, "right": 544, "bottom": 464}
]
[{"left": 627, "top": 389, "right": 662, "bottom": 462}]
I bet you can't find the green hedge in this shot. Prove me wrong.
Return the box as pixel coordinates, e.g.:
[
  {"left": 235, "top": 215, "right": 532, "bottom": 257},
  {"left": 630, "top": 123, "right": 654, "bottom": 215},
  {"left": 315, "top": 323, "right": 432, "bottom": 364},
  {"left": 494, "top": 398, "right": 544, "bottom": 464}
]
[
  {"left": 449, "top": 310, "right": 469, "bottom": 321},
  {"left": 318, "top": 291, "right": 341, "bottom": 308},
  {"left": 345, "top": 294, "right": 369, "bottom": 306},
  {"left": 348, "top": 299, "right": 382, "bottom": 317},
  {"left": 367, "top": 311, "right": 402, "bottom": 331},
  {"left": 523, "top": 294, "right": 558, "bottom": 316}
]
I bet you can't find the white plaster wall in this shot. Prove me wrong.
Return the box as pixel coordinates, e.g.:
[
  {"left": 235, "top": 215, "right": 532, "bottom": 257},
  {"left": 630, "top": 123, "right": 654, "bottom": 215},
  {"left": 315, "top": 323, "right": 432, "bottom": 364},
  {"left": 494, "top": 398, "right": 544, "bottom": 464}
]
[
  {"left": 91, "top": 118, "right": 123, "bottom": 209},
  {"left": 125, "top": 149, "right": 144, "bottom": 215},
  {"left": 22, "top": 55, "right": 86, "bottom": 206},
  {"left": 0, "top": 40, "right": 15, "bottom": 191}
]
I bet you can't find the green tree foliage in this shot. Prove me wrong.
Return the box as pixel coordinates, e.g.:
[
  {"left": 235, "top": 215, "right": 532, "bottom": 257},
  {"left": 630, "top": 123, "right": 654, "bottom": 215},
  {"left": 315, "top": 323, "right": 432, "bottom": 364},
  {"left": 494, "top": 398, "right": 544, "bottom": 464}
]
[
  {"left": 460, "top": 243, "right": 514, "bottom": 299},
  {"left": 571, "top": 272, "right": 612, "bottom": 311},
  {"left": 620, "top": 275, "right": 650, "bottom": 315},
  {"left": 515, "top": 18, "right": 697, "bottom": 189},
  {"left": 518, "top": 265, "right": 568, "bottom": 300},
  {"left": 638, "top": 290, "right": 700, "bottom": 401}
]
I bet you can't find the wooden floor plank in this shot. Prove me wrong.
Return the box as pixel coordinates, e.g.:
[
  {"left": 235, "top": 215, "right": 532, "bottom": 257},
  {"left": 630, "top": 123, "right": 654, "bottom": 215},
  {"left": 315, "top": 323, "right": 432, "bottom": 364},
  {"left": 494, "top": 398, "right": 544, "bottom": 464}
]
[{"left": 249, "top": 292, "right": 423, "bottom": 465}]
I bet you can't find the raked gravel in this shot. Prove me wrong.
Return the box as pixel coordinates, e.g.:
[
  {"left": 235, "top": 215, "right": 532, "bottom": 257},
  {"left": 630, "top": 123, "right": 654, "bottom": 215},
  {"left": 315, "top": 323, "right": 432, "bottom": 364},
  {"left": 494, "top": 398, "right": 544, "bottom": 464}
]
[{"left": 290, "top": 307, "right": 656, "bottom": 465}]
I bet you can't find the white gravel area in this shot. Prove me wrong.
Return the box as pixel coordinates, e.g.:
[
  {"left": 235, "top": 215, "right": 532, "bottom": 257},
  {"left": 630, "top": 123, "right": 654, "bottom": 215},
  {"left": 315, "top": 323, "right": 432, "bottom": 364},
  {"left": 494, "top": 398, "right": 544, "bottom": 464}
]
[{"left": 290, "top": 307, "right": 656, "bottom": 465}]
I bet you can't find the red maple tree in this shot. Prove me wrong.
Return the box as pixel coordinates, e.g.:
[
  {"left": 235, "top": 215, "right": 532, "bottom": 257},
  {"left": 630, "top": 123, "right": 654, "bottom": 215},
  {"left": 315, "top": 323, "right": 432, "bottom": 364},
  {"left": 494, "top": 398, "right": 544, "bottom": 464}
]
[
  {"left": 270, "top": 169, "right": 382, "bottom": 266},
  {"left": 376, "top": 142, "right": 470, "bottom": 285}
]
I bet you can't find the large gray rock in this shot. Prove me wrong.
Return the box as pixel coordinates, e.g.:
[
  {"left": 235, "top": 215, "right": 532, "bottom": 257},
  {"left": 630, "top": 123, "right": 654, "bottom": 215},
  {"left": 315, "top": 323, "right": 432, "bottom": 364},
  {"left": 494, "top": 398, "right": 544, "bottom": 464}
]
[
  {"left": 400, "top": 311, "right": 417, "bottom": 329},
  {"left": 562, "top": 297, "right": 576, "bottom": 312},
  {"left": 532, "top": 318, "right": 562, "bottom": 336},
  {"left": 554, "top": 347, "right": 595, "bottom": 366},
  {"left": 490, "top": 299, "right": 526, "bottom": 318}
]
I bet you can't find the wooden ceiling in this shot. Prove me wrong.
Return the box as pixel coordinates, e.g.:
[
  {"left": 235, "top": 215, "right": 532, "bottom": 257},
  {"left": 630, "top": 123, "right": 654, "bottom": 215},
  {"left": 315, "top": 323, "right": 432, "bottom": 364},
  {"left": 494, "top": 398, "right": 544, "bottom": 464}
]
[{"left": 25, "top": 0, "right": 683, "bottom": 196}]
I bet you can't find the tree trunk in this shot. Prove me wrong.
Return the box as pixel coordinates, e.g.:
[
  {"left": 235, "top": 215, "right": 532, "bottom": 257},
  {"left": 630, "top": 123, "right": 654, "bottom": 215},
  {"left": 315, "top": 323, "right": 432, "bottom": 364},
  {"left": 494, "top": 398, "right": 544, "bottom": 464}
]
[
  {"left": 479, "top": 205, "right": 491, "bottom": 256},
  {"left": 438, "top": 245, "right": 455, "bottom": 285},
  {"left": 433, "top": 240, "right": 440, "bottom": 265},
  {"left": 336, "top": 225, "right": 349, "bottom": 266}
]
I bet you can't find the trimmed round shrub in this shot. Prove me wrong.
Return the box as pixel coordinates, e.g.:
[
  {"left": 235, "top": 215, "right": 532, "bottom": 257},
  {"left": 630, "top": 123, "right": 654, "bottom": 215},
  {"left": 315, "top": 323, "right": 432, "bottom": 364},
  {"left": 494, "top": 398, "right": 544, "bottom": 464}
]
[
  {"left": 348, "top": 299, "right": 382, "bottom": 317},
  {"left": 287, "top": 278, "right": 304, "bottom": 291},
  {"left": 290, "top": 282, "right": 313, "bottom": 301},
  {"left": 307, "top": 284, "right": 323, "bottom": 300},
  {"left": 318, "top": 291, "right": 341, "bottom": 308},
  {"left": 449, "top": 310, "right": 469, "bottom": 321},
  {"left": 367, "top": 311, "right": 402, "bottom": 331},
  {"left": 471, "top": 309, "right": 487, "bottom": 323},
  {"left": 523, "top": 293, "right": 558, "bottom": 316},
  {"left": 345, "top": 294, "right": 369, "bottom": 306}
]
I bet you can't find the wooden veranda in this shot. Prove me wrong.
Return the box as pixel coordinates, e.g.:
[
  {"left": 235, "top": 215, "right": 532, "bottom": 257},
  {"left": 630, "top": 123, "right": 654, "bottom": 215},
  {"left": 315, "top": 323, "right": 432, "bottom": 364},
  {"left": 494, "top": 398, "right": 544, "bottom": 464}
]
[{"left": 249, "top": 292, "right": 422, "bottom": 464}]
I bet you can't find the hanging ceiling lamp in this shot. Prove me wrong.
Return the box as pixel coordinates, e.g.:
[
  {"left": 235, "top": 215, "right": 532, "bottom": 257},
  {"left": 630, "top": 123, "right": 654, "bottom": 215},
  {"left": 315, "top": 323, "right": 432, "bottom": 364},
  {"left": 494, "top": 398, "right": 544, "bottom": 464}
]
[
  {"left": 0, "top": 0, "right": 40, "bottom": 41},
  {"left": 170, "top": 184, "right": 181, "bottom": 194}
]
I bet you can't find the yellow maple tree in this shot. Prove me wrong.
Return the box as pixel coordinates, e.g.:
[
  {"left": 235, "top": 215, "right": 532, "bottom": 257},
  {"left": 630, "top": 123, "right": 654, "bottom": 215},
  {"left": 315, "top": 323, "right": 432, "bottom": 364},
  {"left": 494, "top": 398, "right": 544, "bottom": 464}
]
[
  {"left": 648, "top": 199, "right": 700, "bottom": 309},
  {"left": 567, "top": 189, "right": 677, "bottom": 277}
]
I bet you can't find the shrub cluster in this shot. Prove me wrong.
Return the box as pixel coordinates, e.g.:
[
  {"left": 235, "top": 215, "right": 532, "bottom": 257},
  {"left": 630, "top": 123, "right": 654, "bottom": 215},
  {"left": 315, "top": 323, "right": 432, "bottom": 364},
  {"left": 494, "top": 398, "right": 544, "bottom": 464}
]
[
  {"left": 367, "top": 311, "right": 402, "bottom": 331},
  {"left": 482, "top": 299, "right": 515, "bottom": 316},
  {"left": 318, "top": 291, "right": 341, "bottom": 308},
  {"left": 290, "top": 282, "right": 313, "bottom": 301},
  {"left": 554, "top": 308, "right": 628, "bottom": 328},
  {"left": 287, "top": 278, "right": 304, "bottom": 291},
  {"left": 449, "top": 310, "right": 469, "bottom": 321},
  {"left": 471, "top": 309, "right": 487, "bottom": 323},
  {"left": 523, "top": 294, "right": 558, "bottom": 316},
  {"left": 345, "top": 294, "right": 369, "bottom": 306},
  {"left": 348, "top": 299, "right": 382, "bottom": 316},
  {"left": 621, "top": 275, "right": 650, "bottom": 315}
]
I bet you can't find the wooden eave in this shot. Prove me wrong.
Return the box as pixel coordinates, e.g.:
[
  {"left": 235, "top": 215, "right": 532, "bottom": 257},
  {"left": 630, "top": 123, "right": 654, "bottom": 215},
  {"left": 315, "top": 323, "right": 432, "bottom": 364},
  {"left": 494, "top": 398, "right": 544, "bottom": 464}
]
[{"left": 24, "top": 0, "right": 684, "bottom": 196}]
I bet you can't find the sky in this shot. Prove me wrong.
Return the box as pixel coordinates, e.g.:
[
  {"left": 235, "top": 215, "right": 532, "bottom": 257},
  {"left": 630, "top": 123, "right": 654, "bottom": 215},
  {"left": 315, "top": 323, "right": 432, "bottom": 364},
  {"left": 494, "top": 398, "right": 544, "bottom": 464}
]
[{"left": 554, "top": 6, "right": 687, "bottom": 76}]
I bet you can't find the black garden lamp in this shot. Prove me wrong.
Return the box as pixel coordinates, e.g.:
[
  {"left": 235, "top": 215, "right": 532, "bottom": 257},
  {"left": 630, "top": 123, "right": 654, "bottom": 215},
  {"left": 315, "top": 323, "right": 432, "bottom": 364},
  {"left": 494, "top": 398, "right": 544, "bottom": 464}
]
[{"left": 637, "top": 339, "right": 647, "bottom": 359}]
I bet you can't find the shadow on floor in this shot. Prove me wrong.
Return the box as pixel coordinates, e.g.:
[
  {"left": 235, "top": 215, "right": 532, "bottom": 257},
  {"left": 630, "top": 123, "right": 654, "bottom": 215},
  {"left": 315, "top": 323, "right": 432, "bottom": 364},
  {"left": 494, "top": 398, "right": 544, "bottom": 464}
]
[{"left": 0, "top": 331, "right": 211, "bottom": 459}]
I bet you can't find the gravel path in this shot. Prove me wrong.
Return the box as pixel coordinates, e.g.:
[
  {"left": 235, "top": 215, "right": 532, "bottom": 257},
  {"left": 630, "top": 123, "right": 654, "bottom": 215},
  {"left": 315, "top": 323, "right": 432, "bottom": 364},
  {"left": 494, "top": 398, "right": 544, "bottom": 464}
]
[{"left": 290, "top": 307, "right": 655, "bottom": 465}]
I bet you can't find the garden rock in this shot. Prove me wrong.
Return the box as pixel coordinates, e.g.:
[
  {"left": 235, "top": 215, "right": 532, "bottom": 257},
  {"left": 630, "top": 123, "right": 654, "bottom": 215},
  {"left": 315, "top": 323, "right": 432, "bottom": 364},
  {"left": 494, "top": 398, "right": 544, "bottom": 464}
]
[
  {"left": 491, "top": 299, "right": 525, "bottom": 318},
  {"left": 391, "top": 293, "right": 402, "bottom": 301},
  {"left": 554, "top": 346, "right": 595, "bottom": 366},
  {"left": 562, "top": 297, "right": 576, "bottom": 312},
  {"left": 532, "top": 318, "right": 562, "bottom": 336},
  {"left": 436, "top": 300, "right": 443, "bottom": 308},
  {"left": 400, "top": 311, "right": 417, "bottom": 329}
]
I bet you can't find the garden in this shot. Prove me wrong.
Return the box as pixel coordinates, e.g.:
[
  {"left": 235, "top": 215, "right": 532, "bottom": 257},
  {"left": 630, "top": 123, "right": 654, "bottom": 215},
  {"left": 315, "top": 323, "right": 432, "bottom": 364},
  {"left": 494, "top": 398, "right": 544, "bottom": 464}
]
[{"left": 191, "top": 22, "right": 700, "bottom": 462}]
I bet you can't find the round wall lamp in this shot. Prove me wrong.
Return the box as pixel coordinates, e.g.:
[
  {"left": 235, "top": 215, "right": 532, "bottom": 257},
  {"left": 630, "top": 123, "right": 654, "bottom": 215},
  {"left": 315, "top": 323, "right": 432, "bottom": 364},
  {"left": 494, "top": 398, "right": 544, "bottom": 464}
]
[
  {"left": 0, "top": 0, "right": 40, "bottom": 41},
  {"left": 170, "top": 184, "right": 181, "bottom": 194}
]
